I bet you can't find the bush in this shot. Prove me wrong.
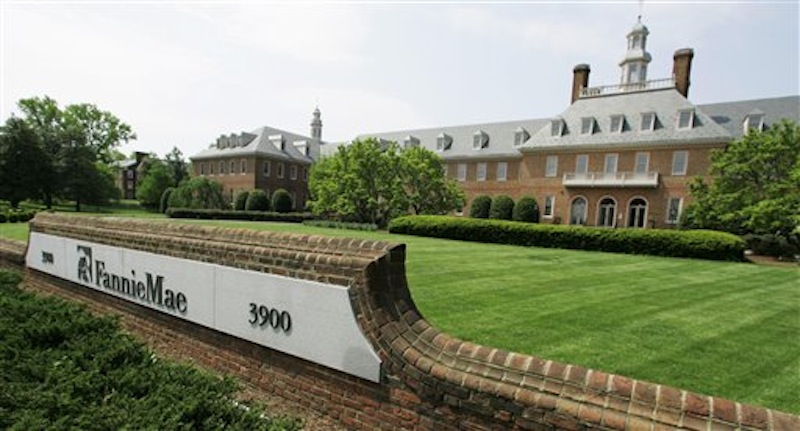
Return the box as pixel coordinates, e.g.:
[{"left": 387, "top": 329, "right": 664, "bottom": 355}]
[
  {"left": 743, "top": 233, "right": 799, "bottom": 258},
  {"left": 159, "top": 187, "right": 174, "bottom": 214},
  {"left": 469, "top": 195, "right": 492, "bottom": 219},
  {"left": 303, "top": 220, "right": 378, "bottom": 231},
  {"left": 388, "top": 215, "right": 746, "bottom": 261},
  {"left": 0, "top": 213, "right": 6, "bottom": 223},
  {"left": 167, "top": 177, "right": 226, "bottom": 210},
  {"left": 512, "top": 197, "right": 539, "bottom": 223},
  {"left": 234, "top": 190, "right": 250, "bottom": 211},
  {"left": 7, "top": 213, "right": 18, "bottom": 223},
  {"left": 244, "top": 190, "right": 269, "bottom": 211},
  {"left": 272, "top": 189, "right": 293, "bottom": 213},
  {"left": 489, "top": 195, "right": 514, "bottom": 220},
  {"left": 166, "top": 208, "right": 314, "bottom": 223}
]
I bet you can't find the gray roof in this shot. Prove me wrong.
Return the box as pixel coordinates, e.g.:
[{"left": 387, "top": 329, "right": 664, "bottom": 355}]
[
  {"left": 191, "top": 126, "right": 315, "bottom": 163},
  {"left": 521, "top": 88, "right": 732, "bottom": 151},
  {"left": 698, "top": 95, "right": 800, "bottom": 138},
  {"left": 358, "top": 118, "right": 549, "bottom": 160}
]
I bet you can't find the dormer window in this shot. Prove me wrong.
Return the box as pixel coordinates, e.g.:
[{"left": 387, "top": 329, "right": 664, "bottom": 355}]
[
  {"left": 269, "top": 134, "right": 286, "bottom": 151},
  {"left": 744, "top": 113, "right": 764, "bottom": 133},
  {"left": 641, "top": 112, "right": 656, "bottom": 132},
  {"left": 513, "top": 127, "right": 529, "bottom": 146},
  {"left": 677, "top": 109, "right": 695, "bottom": 130},
  {"left": 473, "top": 130, "right": 489, "bottom": 150},
  {"left": 436, "top": 133, "right": 452, "bottom": 151},
  {"left": 403, "top": 135, "right": 420, "bottom": 149},
  {"left": 580, "top": 117, "right": 596, "bottom": 135},
  {"left": 610, "top": 115, "right": 625, "bottom": 133},
  {"left": 551, "top": 118, "right": 566, "bottom": 137}
]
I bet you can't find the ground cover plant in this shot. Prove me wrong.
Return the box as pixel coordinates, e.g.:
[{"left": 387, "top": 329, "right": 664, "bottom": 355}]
[
  {"left": 2, "top": 218, "right": 797, "bottom": 414},
  {"left": 0, "top": 270, "right": 300, "bottom": 430}
]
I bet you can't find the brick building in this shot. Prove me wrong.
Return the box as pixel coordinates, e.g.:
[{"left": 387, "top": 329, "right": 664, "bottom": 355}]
[
  {"left": 190, "top": 108, "right": 324, "bottom": 210},
  {"left": 116, "top": 151, "right": 149, "bottom": 200},
  {"left": 359, "top": 18, "right": 799, "bottom": 228}
]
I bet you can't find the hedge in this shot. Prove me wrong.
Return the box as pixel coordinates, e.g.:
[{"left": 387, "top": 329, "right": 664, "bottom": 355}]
[
  {"left": 0, "top": 210, "right": 36, "bottom": 224},
  {"left": 271, "top": 189, "right": 293, "bottom": 213},
  {"left": 302, "top": 220, "right": 378, "bottom": 231},
  {"left": 234, "top": 190, "right": 250, "bottom": 211},
  {"left": 512, "top": 196, "right": 539, "bottom": 223},
  {"left": 166, "top": 208, "right": 314, "bottom": 223},
  {"left": 489, "top": 195, "right": 514, "bottom": 220},
  {"left": 388, "top": 215, "right": 746, "bottom": 261},
  {"left": 244, "top": 190, "right": 269, "bottom": 211},
  {"left": 469, "top": 195, "right": 492, "bottom": 218}
]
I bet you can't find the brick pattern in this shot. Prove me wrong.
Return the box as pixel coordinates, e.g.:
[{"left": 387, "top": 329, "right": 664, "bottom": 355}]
[
  {"left": 15, "top": 214, "right": 799, "bottom": 430},
  {"left": 0, "top": 237, "right": 26, "bottom": 271}
]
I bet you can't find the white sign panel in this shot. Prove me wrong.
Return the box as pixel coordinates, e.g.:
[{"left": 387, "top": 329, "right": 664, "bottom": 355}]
[{"left": 26, "top": 232, "right": 382, "bottom": 382}]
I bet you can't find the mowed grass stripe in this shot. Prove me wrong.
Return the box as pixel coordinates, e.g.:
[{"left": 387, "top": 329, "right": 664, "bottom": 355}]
[{"left": 2, "top": 219, "right": 797, "bottom": 413}]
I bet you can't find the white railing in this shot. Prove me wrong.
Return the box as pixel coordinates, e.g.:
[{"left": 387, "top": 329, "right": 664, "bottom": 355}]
[
  {"left": 563, "top": 171, "right": 659, "bottom": 188},
  {"left": 580, "top": 78, "right": 675, "bottom": 98}
]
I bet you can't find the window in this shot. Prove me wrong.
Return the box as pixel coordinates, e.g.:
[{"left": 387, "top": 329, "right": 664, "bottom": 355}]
[
  {"left": 672, "top": 151, "right": 688, "bottom": 175},
  {"left": 277, "top": 162, "right": 285, "bottom": 179},
  {"left": 457, "top": 163, "right": 467, "bottom": 182},
  {"left": 436, "top": 133, "right": 452, "bottom": 151},
  {"left": 635, "top": 152, "right": 649, "bottom": 174},
  {"left": 641, "top": 112, "right": 656, "bottom": 131},
  {"left": 240, "top": 159, "right": 247, "bottom": 174},
  {"left": 514, "top": 127, "right": 529, "bottom": 146},
  {"left": 551, "top": 118, "right": 566, "bottom": 137},
  {"left": 545, "top": 155, "right": 558, "bottom": 177},
  {"left": 219, "top": 161, "right": 225, "bottom": 175},
  {"left": 230, "top": 160, "right": 236, "bottom": 174},
  {"left": 610, "top": 115, "right": 625, "bottom": 133},
  {"left": 677, "top": 109, "right": 695, "bottom": 130},
  {"left": 127, "top": 180, "right": 134, "bottom": 190},
  {"left": 303, "top": 167, "right": 309, "bottom": 181},
  {"left": 200, "top": 163, "right": 206, "bottom": 175},
  {"left": 443, "top": 164, "right": 449, "bottom": 178},
  {"left": 666, "top": 197, "right": 683, "bottom": 224},
  {"left": 496, "top": 162, "right": 507, "bottom": 182},
  {"left": 570, "top": 197, "right": 587, "bottom": 225},
  {"left": 597, "top": 197, "right": 616, "bottom": 227},
  {"left": 580, "top": 117, "right": 596, "bottom": 135},
  {"left": 290, "top": 165, "right": 297, "bottom": 180},
  {"left": 476, "top": 163, "right": 487, "bottom": 181},
  {"left": 209, "top": 163, "right": 215, "bottom": 175},
  {"left": 262, "top": 161, "right": 271, "bottom": 177},
  {"left": 604, "top": 153, "right": 618, "bottom": 174},
  {"left": 126, "top": 170, "right": 134, "bottom": 179},
  {"left": 628, "top": 198, "right": 648, "bottom": 228},
  {"left": 627, "top": 63, "right": 639, "bottom": 83},
  {"left": 575, "top": 155, "right": 589, "bottom": 174},
  {"left": 404, "top": 135, "right": 420, "bottom": 148},
  {"left": 543, "top": 196, "right": 554, "bottom": 218},
  {"left": 744, "top": 114, "right": 764, "bottom": 132},
  {"left": 473, "top": 131, "right": 489, "bottom": 149}
]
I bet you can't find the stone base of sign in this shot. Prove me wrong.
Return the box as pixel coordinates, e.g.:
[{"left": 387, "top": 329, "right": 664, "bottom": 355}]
[{"left": 6, "top": 214, "right": 798, "bottom": 430}]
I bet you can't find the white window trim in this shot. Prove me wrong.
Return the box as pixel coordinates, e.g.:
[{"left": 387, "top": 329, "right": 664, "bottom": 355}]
[
  {"left": 290, "top": 165, "right": 298, "bottom": 180},
  {"left": 545, "top": 155, "right": 558, "bottom": 177},
  {"left": 744, "top": 114, "right": 764, "bottom": 133},
  {"left": 635, "top": 152, "right": 650, "bottom": 174},
  {"left": 551, "top": 118, "right": 565, "bottom": 137},
  {"left": 496, "top": 162, "right": 507, "bottom": 182},
  {"left": 263, "top": 161, "right": 271, "bottom": 177},
  {"left": 604, "top": 153, "right": 619, "bottom": 174},
  {"left": 677, "top": 109, "right": 695, "bottom": 130},
  {"left": 580, "top": 117, "right": 595, "bottom": 135},
  {"left": 575, "top": 154, "right": 589, "bottom": 174},
  {"left": 641, "top": 112, "right": 656, "bottom": 132},
  {"left": 543, "top": 195, "right": 555, "bottom": 219},
  {"left": 627, "top": 196, "right": 649, "bottom": 228},
  {"left": 672, "top": 151, "right": 689, "bottom": 176},
  {"left": 457, "top": 163, "right": 467, "bottom": 182},
  {"left": 240, "top": 159, "right": 247, "bottom": 174},
  {"left": 666, "top": 197, "right": 683, "bottom": 224},
  {"left": 610, "top": 114, "right": 624, "bottom": 133},
  {"left": 277, "top": 162, "right": 285, "bottom": 179},
  {"left": 476, "top": 162, "right": 487, "bottom": 182}
]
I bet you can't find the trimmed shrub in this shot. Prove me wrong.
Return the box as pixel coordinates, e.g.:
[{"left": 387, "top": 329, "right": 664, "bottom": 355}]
[
  {"left": 469, "top": 195, "right": 492, "bottom": 219},
  {"left": 0, "top": 213, "right": 6, "bottom": 223},
  {"left": 234, "top": 190, "right": 251, "bottom": 211},
  {"left": 166, "top": 208, "right": 314, "bottom": 223},
  {"left": 272, "top": 189, "right": 293, "bottom": 214},
  {"left": 303, "top": 220, "right": 378, "bottom": 231},
  {"left": 388, "top": 215, "right": 746, "bottom": 261},
  {"left": 512, "top": 197, "right": 539, "bottom": 223},
  {"left": 159, "top": 187, "right": 174, "bottom": 214},
  {"left": 7, "top": 213, "right": 18, "bottom": 223},
  {"left": 743, "top": 233, "right": 799, "bottom": 258},
  {"left": 489, "top": 195, "right": 514, "bottom": 220},
  {"left": 245, "top": 190, "right": 269, "bottom": 211}
]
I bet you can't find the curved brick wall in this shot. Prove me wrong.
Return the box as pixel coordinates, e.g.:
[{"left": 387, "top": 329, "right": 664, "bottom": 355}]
[{"left": 12, "top": 214, "right": 799, "bottom": 430}]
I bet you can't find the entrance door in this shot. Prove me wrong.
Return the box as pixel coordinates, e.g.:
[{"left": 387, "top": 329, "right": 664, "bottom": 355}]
[
  {"left": 628, "top": 198, "right": 648, "bottom": 228},
  {"left": 570, "top": 197, "right": 587, "bottom": 225},
  {"left": 597, "top": 198, "right": 616, "bottom": 227}
]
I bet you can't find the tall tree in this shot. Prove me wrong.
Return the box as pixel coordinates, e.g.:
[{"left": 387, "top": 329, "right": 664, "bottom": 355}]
[
  {"left": 136, "top": 158, "right": 175, "bottom": 209},
  {"left": 308, "top": 139, "right": 464, "bottom": 226},
  {"left": 165, "top": 146, "right": 189, "bottom": 186},
  {"left": 0, "top": 117, "right": 49, "bottom": 208},
  {"left": 682, "top": 119, "right": 800, "bottom": 238}
]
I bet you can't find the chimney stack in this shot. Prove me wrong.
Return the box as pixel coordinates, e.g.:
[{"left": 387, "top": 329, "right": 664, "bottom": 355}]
[
  {"left": 571, "top": 64, "right": 591, "bottom": 103},
  {"left": 672, "top": 48, "right": 694, "bottom": 98}
]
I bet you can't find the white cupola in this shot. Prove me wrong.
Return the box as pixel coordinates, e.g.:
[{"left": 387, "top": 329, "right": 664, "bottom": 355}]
[{"left": 619, "top": 16, "right": 652, "bottom": 85}]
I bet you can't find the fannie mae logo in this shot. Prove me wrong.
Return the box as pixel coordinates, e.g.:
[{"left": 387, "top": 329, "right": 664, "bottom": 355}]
[{"left": 76, "top": 244, "right": 188, "bottom": 314}]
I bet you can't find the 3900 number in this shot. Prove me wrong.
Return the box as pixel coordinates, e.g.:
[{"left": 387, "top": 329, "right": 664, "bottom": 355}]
[{"left": 248, "top": 303, "right": 292, "bottom": 333}]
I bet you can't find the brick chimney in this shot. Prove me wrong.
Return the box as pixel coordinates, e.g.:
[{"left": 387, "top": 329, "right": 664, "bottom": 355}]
[
  {"left": 672, "top": 48, "right": 694, "bottom": 98},
  {"left": 571, "top": 64, "right": 591, "bottom": 103}
]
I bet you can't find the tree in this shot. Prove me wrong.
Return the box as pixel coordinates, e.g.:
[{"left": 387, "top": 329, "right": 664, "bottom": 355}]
[
  {"left": 682, "top": 119, "right": 800, "bottom": 239},
  {"left": 0, "top": 117, "right": 49, "bottom": 208},
  {"left": 137, "top": 159, "right": 175, "bottom": 209},
  {"left": 12, "top": 96, "right": 136, "bottom": 210},
  {"left": 245, "top": 190, "right": 269, "bottom": 211},
  {"left": 234, "top": 190, "right": 250, "bottom": 211},
  {"left": 167, "top": 177, "right": 226, "bottom": 210},
  {"left": 489, "top": 195, "right": 515, "bottom": 220},
  {"left": 308, "top": 139, "right": 464, "bottom": 226},
  {"left": 165, "top": 146, "right": 189, "bottom": 186}
]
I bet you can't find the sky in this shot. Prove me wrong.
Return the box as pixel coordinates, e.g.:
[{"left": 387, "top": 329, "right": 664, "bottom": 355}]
[{"left": 2, "top": 1, "right": 798, "bottom": 160}]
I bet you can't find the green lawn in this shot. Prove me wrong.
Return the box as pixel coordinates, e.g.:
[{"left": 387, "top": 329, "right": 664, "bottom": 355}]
[{"left": 3, "top": 218, "right": 798, "bottom": 413}]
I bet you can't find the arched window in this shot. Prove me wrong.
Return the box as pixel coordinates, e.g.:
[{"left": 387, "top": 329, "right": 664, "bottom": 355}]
[
  {"left": 597, "top": 197, "right": 616, "bottom": 227},
  {"left": 628, "top": 198, "right": 648, "bottom": 228},
  {"left": 570, "top": 197, "right": 587, "bottom": 225}
]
